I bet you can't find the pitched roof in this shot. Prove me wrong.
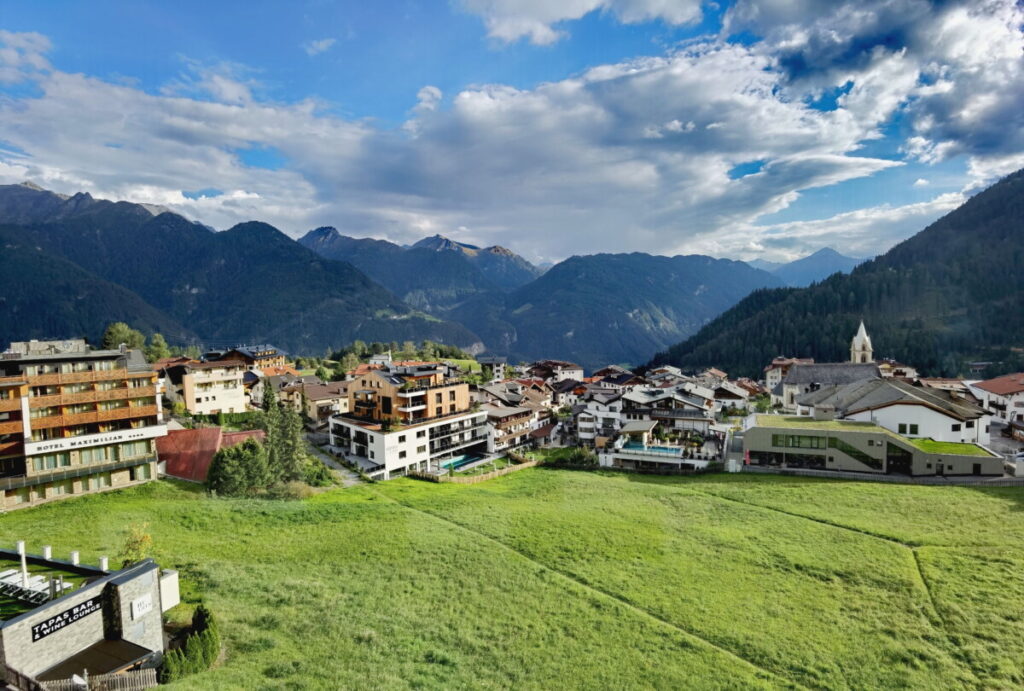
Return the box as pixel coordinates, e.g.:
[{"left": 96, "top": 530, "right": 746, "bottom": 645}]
[
  {"left": 797, "top": 378, "right": 986, "bottom": 421},
  {"left": 157, "top": 427, "right": 266, "bottom": 483},
  {"left": 974, "top": 372, "right": 1024, "bottom": 396},
  {"left": 261, "top": 365, "right": 301, "bottom": 377},
  {"left": 782, "top": 362, "right": 880, "bottom": 386}
]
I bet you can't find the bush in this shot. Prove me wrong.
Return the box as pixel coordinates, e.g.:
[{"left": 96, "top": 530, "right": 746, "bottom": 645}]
[
  {"left": 566, "top": 447, "right": 599, "bottom": 467},
  {"left": 267, "top": 481, "right": 315, "bottom": 500},
  {"left": 304, "top": 459, "right": 333, "bottom": 487},
  {"left": 159, "top": 604, "right": 221, "bottom": 682}
]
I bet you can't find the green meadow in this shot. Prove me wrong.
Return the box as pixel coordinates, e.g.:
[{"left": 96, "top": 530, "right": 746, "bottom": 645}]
[{"left": 2, "top": 470, "right": 1023, "bottom": 689}]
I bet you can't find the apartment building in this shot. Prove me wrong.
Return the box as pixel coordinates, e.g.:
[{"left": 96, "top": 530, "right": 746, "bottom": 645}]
[
  {"left": 483, "top": 404, "right": 533, "bottom": 453},
  {"left": 215, "top": 344, "right": 287, "bottom": 371},
  {"left": 162, "top": 360, "right": 246, "bottom": 415},
  {"left": 328, "top": 363, "right": 486, "bottom": 479},
  {"left": 0, "top": 340, "right": 166, "bottom": 511}
]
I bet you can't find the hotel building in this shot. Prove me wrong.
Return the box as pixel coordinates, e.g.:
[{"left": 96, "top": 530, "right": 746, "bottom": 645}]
[
  {"left": 329, "top": 363, "right": 487, "bottom": 479},
  {"left": 0, "top": 340, "right": 166, "bottom": 511}
]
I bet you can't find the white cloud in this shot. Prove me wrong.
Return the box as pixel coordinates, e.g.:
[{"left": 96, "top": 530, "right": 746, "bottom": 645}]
[
  {"left": 303, "top": 38, "right": 337, "bottom": 56},
  {"left": 458, "top": 0, "right": 702, "bottom": 44},
  {"left": 0, "top": 4, "right": 1020, "bottom": 264},
  {"left": 913, "top": 178, "right": 929, "bottom": 187},
  {"left": 694, "top": 193, "right": 965, "bottom": 262}
]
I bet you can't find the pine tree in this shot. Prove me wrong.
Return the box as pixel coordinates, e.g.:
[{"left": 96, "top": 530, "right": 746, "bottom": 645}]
[
  {"left": 144, "top": 333, "right": 171, "bottom": 362},
  {"left": 102, "top": 322, "right": 145, "bottom": 350}
]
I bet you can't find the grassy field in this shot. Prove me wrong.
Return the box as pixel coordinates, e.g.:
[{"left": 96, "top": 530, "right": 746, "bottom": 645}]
[{"left": 2, "top": 471, "right": 1023, "bottom": 688}]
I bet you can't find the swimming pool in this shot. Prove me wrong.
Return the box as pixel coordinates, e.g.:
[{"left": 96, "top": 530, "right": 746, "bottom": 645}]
[
  {"left": 439, "top": 454, "right": 483, "bottom": 470},
  {"left": 622, "top": 441, "right": 684, "bottom": 456}
]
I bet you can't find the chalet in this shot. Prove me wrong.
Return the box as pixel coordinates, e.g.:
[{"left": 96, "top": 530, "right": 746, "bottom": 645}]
[
  {"left": 526, "top": 360, "right": 584, "bottom": 383},
  {"left": 218, "top": 344, "right": 287, "bottom": 371},
  {"left": 483, "top": 404, "right": 533, "bottom": 453},
  {"left": 972, "top": 373, "right": 1024, "bottom": 424}
]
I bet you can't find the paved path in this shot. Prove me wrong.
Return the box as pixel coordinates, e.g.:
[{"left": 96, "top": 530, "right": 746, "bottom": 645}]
[{"left": 307, "top": 442, "right": 362, "bottom": 487}]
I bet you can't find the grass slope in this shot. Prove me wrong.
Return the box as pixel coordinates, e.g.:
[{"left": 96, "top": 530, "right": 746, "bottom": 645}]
[{"left": 2, "top": 472, "right": 1023, "bottom": 688}]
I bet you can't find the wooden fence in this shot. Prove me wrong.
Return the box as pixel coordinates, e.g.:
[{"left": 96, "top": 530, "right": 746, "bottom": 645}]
[
  {"left": 410, "top": 460, "right": 539, "bottom": 484},
  {"left": 41, "top": 669, "right": 157, "bottom": 691}
]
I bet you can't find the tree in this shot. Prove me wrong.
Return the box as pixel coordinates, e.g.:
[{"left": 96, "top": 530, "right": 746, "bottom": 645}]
[
  {"left": 144, "top": 333, "right": 172, "bottom": 362},
  {"left": 119, "top": 522, "right": 153, "bottom": 568},
  {"left": 315, "top": 365, "right": 331, "bottom": 383},
  {"left": 275, "top": 405, "right": 307, "bottom": 482},
  {"left": 102, "top": 322, "right": 145, "bottom": 350},
  {"left": 207, "top": 438, "right": 270, "bottom": 496}
]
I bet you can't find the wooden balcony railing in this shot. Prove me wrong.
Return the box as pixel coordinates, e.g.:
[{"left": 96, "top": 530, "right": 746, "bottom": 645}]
[
  {"left": 0, "top": 420, "right": 23, "bottom": 435},
  {"left": 17, "top": 369, "right": 155, "bottom": 387},
  {"left": 27, "top": 385, "right": 156, "bottom": 410},
  {"left": 28, "top": 405, "right": 158, "bottom": 430},
  {"left": 0, "top": 440, "right": 22, "bottom": 456},
  {"left": 0, "top": 399, "right": 21, "bottom": 413}
]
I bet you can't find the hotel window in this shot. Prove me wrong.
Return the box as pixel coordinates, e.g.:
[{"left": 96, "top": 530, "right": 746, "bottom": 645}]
[
  {"left": 450, "top": 404, "right": 456, "bottom": 413},
  {"left": 0, "top": 389, "right": 10, "bottom": 400},
  {"left": 398, "top": 435, "right": 406, "bottom": 443},
  {"left": 399, "top": 451, "right": 407, "bottom": 459},
  {"left": 63, "top": 383, "right": 90, "bottom": 394},
  {"left": 30, "top": 407, "right": 57, "bottom": 419},
  {"left": 81, "top": 446, "right": 110, "bottom": 464},
  {"left": 416, "top": 431, "right": 426, "bottom": 438},
  {"left": 32, "top": 452, "right": 70, "bottom": 471},
  {"left": 120, "top": 440, "right": 151, "bottom": 459},
  {"left": 67, "top": 426, "right": 90, "bottom": 437},
  {"left": 435, "top": 407, "right": 442, "bottom": 416},
  {"left": 98, "top": 400, "right": 127, "bottom": 411},
  {"left": 31, "top": 386, "right": 58, "bottom": 397},
  {"left": 449, "top": 391, "right": 456, "bottom": 401},
  {"left": 90, "top": 472, "right": 112, "bottom": 490},
  {"left": 12, "top": 488, "right": 29, "bottom": 504},
  {"left": 97, "top": 381, "right": 118, "bottom": 391},
  {"left": 435, "top": 393, "right": 442, "bottom": 404},
  {"left": 417, "top": 445, "right": 426, "bottom": 454},
  {"left": 130, "top": 378, "right": 149, "bottom": 388},
  {"left": 67, "top": 403, "right": 93, "bottom": 415}
]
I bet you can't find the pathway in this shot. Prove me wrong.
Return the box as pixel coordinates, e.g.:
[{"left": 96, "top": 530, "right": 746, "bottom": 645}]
[{"left": 306, "top": 441, "right": 362, "bottom": 487}]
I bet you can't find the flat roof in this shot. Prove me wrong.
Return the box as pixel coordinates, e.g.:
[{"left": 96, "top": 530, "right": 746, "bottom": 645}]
[
  {"left": 753, "top": 415, "right": 995, "bottom": 457},
  {"left": 39, "top": 638, "right": 153, "bottom": 681}
]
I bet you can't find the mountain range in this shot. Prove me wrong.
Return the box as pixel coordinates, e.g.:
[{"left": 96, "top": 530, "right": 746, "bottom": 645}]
[
  {"left": 651, "top": 169, "right": 1024, "bottom": 378},
  {"left": 0, "top": 182, "right": 784, "bottom": 369},
  {"left": 747, "top": 247, "right": 864, "bottom": 287}
]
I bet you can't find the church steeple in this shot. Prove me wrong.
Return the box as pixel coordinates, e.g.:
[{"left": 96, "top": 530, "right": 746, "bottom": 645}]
[{"left": 851, "top": 320, "right": 873, "bottom": 363}]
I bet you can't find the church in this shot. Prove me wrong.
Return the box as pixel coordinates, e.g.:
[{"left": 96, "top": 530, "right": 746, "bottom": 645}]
[{"left": 850, "top": 320, "right": 873, "bottom": 363}]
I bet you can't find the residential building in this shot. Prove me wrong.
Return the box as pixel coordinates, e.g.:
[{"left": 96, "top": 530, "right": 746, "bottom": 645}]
[
  {"left": 850, "top": 320, "right": 874, "bottom": 363},
  {"left": 763, "top": 357, "right": 814, "bottom": 390},
  {"left": 0, "top": 340, "right": 166, "bottom": 511},
  {"left": 972, "top": 373, "right": 1024, "bottom": 423},
  {"left": 162, "top": 360, "right": 246, "bottom": 415},
  {"left": 157, "top": 427, "right": 266, "bottom": 483},
  {"left": 483, "top": 404, "right": 533, "bottom": 453},
  {"left": 877, "top": 359, "right": 919, "bottom": 380},
  {"left": 301, "top": 381, "right": 349, "bottom": 425},
  {"left": 527, "top": 359, "right": 584, "bottom": 383},
  {"left": 575, "top": 390, "right": 624, "bottom": 445},
  {"left": 218, "top": 344, "right": 287, "bottom": 371},
  {"left": 773, "top": 362, "right": 880, "bottom": 411},
  {"left": 795, "top": 378, "right": 991, "bottom": 445},
  {"left": 477, "top": 356, "right": 507, "bottom": 384},
  {"left": 0, "top": 543, "right": 178, "bottom": 683},
  {"left": 743, "top": 414, "right": 1001, "bottom": 476},
  {"left": 329, "top": 363, "right": 487, "bottom": 479},
  {"left": 712, "top": 381, "right": 751, "bottom": 412},
  {"left": 599, "top": 420, "right": 715, "bottom": 471}
]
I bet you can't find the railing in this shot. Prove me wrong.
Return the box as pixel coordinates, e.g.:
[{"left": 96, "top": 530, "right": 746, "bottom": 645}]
[
  {"left": 616, "top": 445, "right": 684, "bottom": 458},
  {"left": 1, "top": 456, "right": 155, "bottom": 492},
  {"left": 29, "top": 406, "right": 158, "bottom": 430},
  {"left": 397, "top": 379, "right": 464, "bottom": 396},
  {"left": 28, "top": 385, "right": 157, "bottom": 409},
  {"left": 0, "top": 420, "right": 23, "bottom": 434},
  {"left": 431, "top": 433, "right": 488, "bottom": 454},
  {"left": 0, "top": 398, "right": 22, "bottom": 412},
  {"left": 22, "top": 369, "right": 153, "bottom": 386}
]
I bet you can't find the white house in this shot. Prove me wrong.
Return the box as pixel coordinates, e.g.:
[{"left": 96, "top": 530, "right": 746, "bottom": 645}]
[{"left": 971, "top": 373, "right": 1024, "bottom": 424}]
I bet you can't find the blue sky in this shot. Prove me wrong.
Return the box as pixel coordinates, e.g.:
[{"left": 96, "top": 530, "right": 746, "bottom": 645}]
[{"left": 0, "top": 0, "right": 1021, "bottom": 262}]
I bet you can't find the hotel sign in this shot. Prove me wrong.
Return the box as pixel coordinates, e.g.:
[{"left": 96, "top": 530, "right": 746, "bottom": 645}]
[
  {"left": 31, "top": 597, "right": 102, "bottom": 641},
  {"left": 25, "top": 425, "right": 167, "bottom": 456}
]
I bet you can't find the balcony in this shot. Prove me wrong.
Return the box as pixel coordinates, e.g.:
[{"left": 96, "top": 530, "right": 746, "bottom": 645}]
[
  {"left": 28, "top": 385, "right": 157, "bottom": 409},
  {"left": 0, "top": 455, "right": 156, "bottom": 492},
  {"left": 398, "top": 403, "right": 426, "bottom": 413},
  {"left": 396, "top": 379, "right": 463, "bottom": 396},
  {"left": 430, "top": 432, "right": 488, "bottom": 454},
  {"left": 29, "top": 405, "right": 158, "bottom": 430},
  {"left": 26, "top": 369, "right": 154, "bottom": 386},
  {"left": 0, "top": 398, "right": 22, "bottom": 413},
  {"left": 0, "top": 420, "right": 23, "bottom": 435}
]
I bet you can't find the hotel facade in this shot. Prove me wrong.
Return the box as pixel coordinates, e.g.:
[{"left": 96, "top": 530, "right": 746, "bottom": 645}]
[{"left": 0, "top": 340, "right": 166, "bottom": 511}]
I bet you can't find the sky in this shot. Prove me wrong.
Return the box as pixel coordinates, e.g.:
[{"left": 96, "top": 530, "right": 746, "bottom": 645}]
[{"left": 0, "top": 0, "right": 1022, "bottom": 263}]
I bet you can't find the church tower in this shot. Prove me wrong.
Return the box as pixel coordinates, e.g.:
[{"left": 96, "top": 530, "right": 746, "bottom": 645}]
[{"left": 850, "top": 320, "right": 873, "bottom": 363}]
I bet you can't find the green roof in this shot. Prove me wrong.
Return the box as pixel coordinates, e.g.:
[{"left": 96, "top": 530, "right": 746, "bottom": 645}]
[
  {"left": 905, "top": 438, "right": 994, "bottom": 457},
  {"left": 754, "top": 415, "right": 882, "bottom": 432},
  {"left": 753, "top": 415, "right": 994, "bottom": 457}
]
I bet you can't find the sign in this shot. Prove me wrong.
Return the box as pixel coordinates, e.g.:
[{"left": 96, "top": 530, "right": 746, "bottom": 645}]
[
  {"left": 31, "top": 597, "right": 101, "bottom": 642},
  {"left": 25, "top": 425, "right": 166, "bottom": 456},
  {"left": 131, "top": 593, "right": 154, "bottom": 620}
]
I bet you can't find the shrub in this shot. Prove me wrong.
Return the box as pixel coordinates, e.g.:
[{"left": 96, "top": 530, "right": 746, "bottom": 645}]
[
  {"left": 267, "top": 481, "right": 315, "bottom": 501},
  {"left": 566, "top": 447, "right": 599, "bottom": 467},
  {"left": 159, "top": 604, "right": 221, "bottom": 682}
]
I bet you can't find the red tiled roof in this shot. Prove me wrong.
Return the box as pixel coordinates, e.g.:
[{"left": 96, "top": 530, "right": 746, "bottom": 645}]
[
  {"left": 975, "top": 373, "right": 1024, "bottom": 396},
  {"left": 347, "top": 363, "right": 384, "bottom": 376},
  {"left": 158, "top": 428, "right": 266, "bottom": 483},
  {"left": 262, "top": 365, "right": 301, "bottom": 377},
  {"left": 152, "top": 356, "right": 194, "bottom": 371},
  {"left": 530, "top": 423, "right": 557, "bottom": 438}
]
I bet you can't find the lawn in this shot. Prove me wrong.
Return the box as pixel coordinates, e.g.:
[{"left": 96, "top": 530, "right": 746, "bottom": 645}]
[{"left": 2, "top": 472, "right": 1024, "bottom": 689}]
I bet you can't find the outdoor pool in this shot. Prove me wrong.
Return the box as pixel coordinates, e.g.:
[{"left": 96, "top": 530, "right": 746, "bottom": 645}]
[
  {"left": 622, "top": 441, "right": 684, "bottom": 456},
  {"left": 440, "top": 454, "right": 484, "bottom": 470}
]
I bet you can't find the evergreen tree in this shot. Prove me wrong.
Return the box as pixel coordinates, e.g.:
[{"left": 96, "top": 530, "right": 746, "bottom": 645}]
[{"left": 276, "top": 405, "right": 307, "bottom": 482}]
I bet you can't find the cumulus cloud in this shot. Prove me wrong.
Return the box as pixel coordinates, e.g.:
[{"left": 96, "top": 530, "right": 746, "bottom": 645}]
[
  {"left": 458, "top": 0, "right": 702, "bottom": 44},
  {"left": 303, "top": 38, "right": 337, "bottom": 56},
  {"left": 0, "top": 2, "right": 1020, "bottom": 264}
]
